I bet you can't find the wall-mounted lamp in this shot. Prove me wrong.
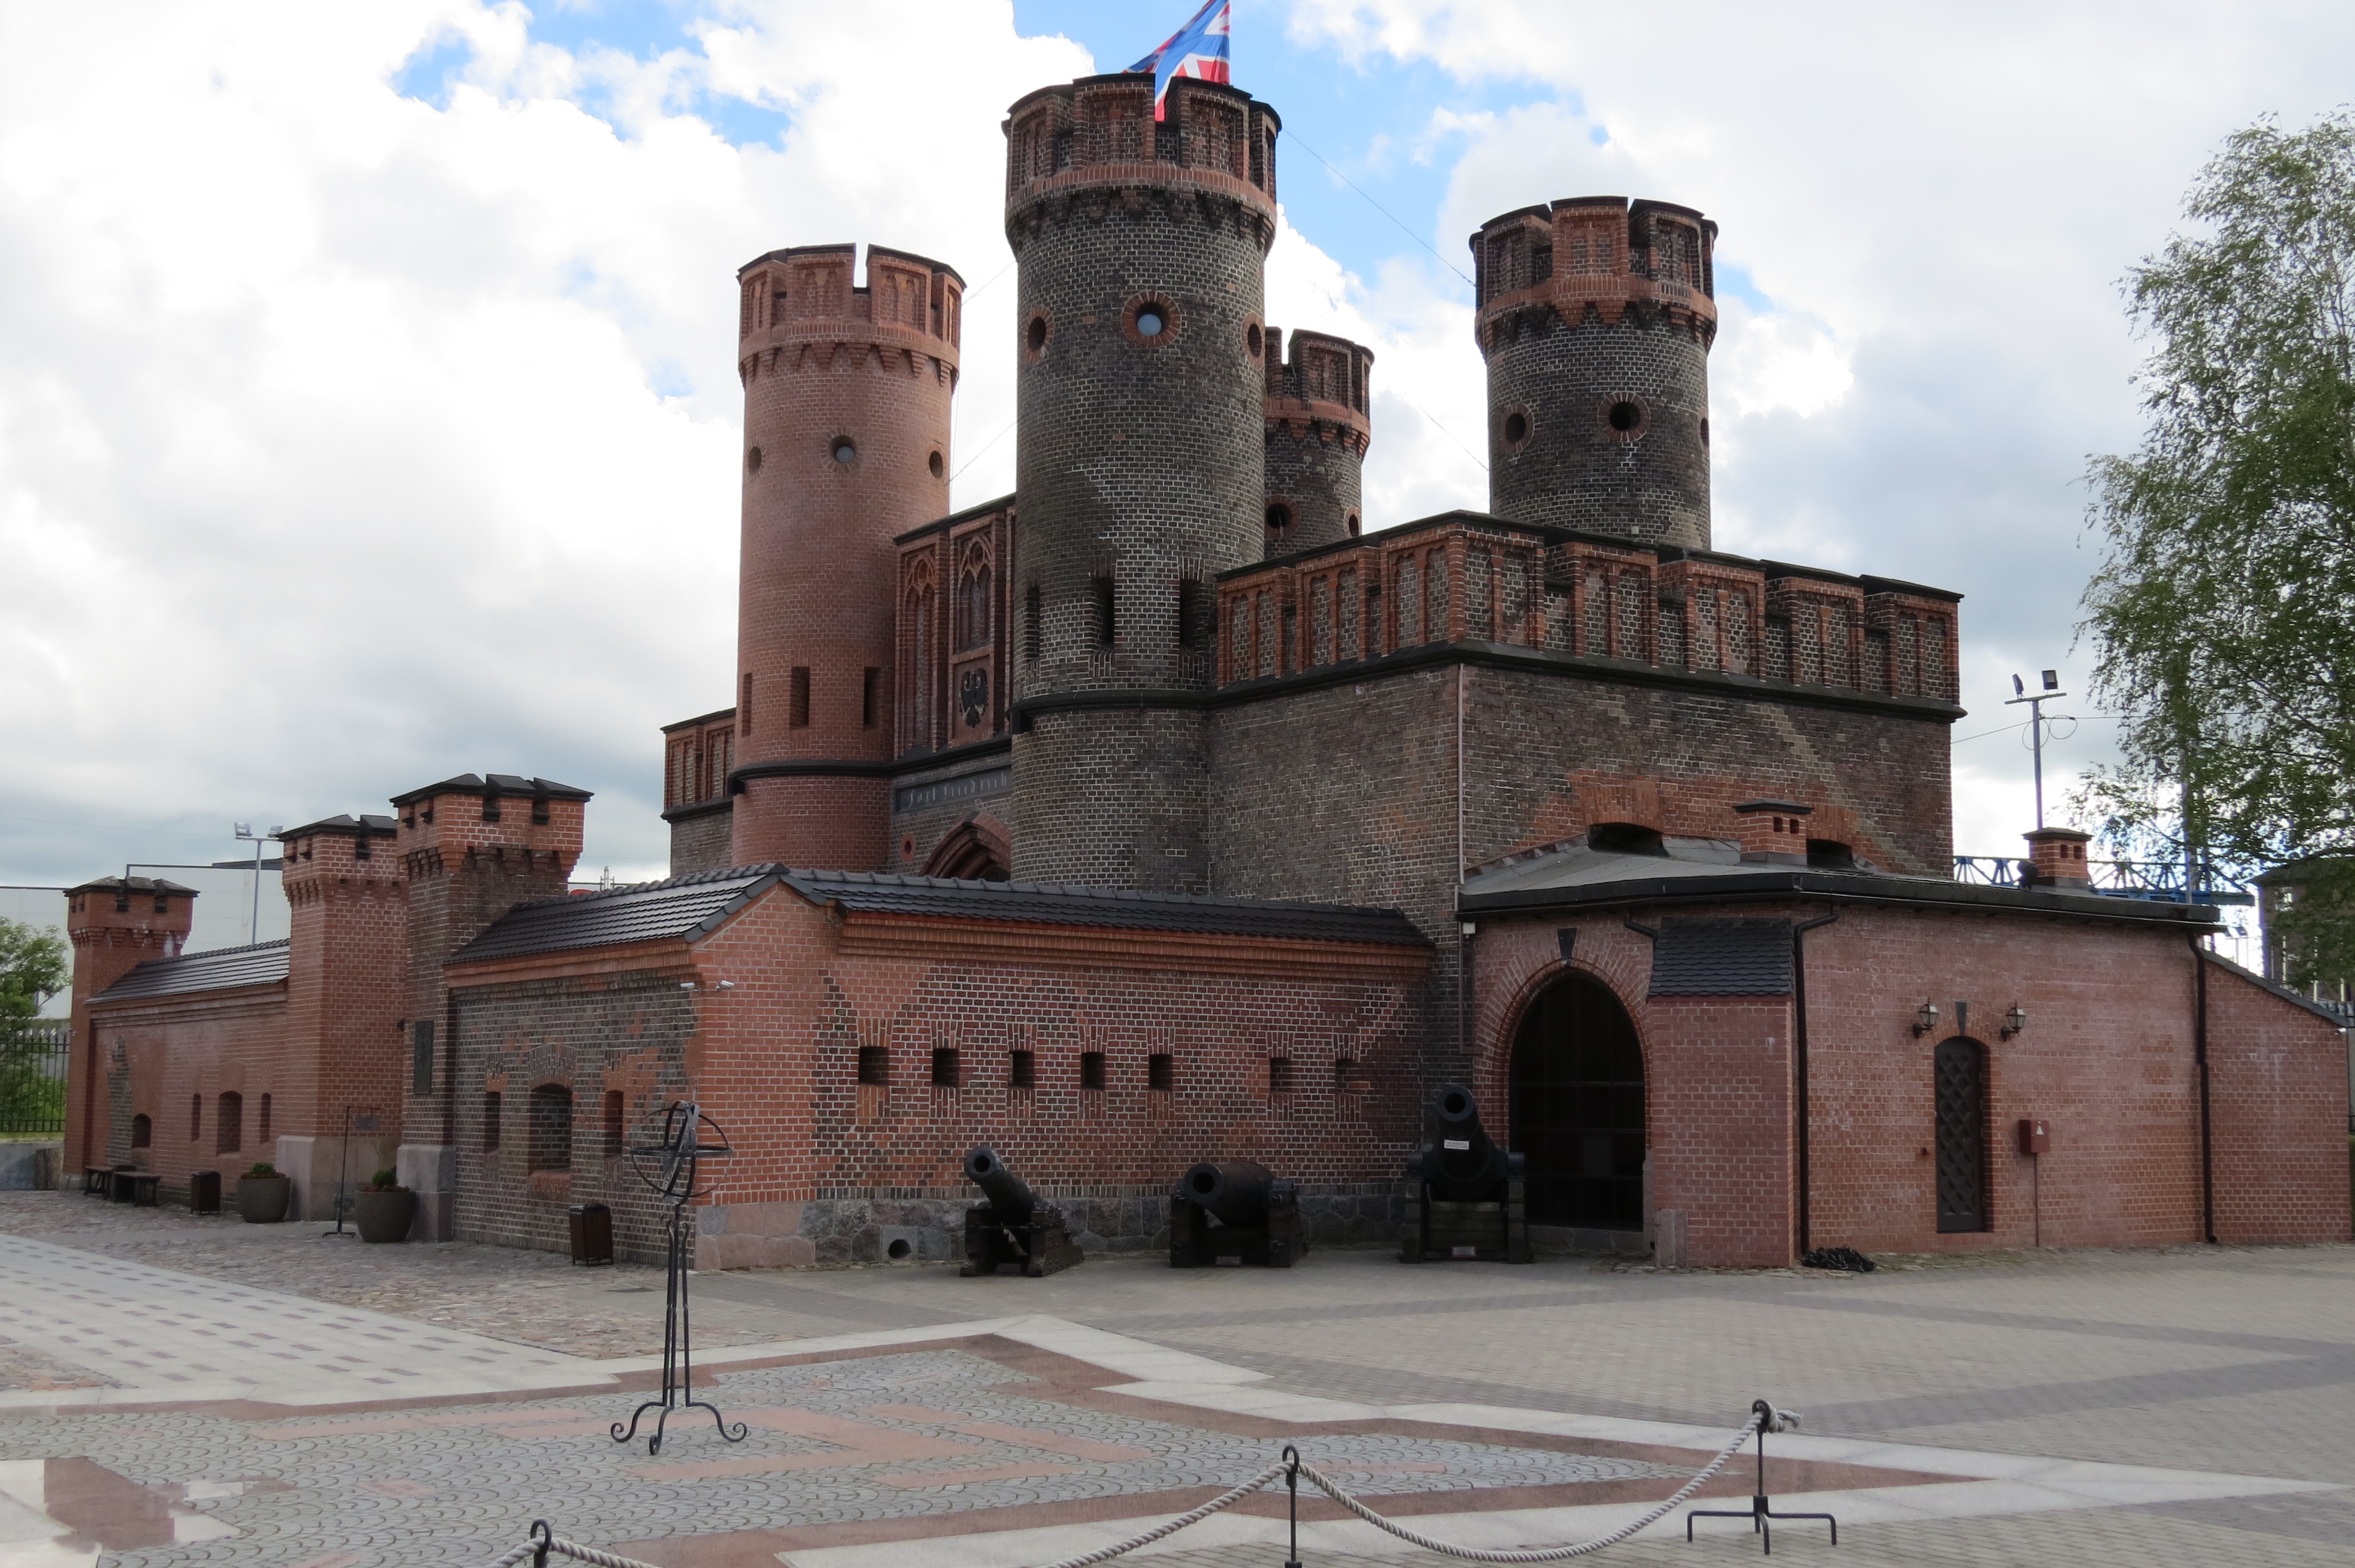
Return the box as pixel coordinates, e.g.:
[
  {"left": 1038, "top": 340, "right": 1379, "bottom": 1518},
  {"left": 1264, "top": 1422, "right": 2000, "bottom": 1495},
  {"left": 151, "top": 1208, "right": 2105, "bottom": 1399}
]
[
  {"left": 715, "top": 981, "right": 736, "bottom": 991},
  {"left": 1911, "top": 1002, "right": 1940, "bottom": 1038},
  {"left": 2001, "top": 1005, "right": 2027, "bottom": 1039},
  {"left": 678, "top": 981, "right": 697, "bottom": 991}
]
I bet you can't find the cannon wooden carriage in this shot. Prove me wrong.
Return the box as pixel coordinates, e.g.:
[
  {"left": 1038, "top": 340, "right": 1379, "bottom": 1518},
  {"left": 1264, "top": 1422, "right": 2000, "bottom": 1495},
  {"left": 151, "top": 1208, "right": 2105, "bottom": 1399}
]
[
  {"left": 959, "top": 1146, "right": 1085, "bottom": 1277},
  {"left": 1169, "top": 1160, "right": 1303, "bottom": 1268},
  {"left": 1400, "top": 1084, "right": 1532, "bottom": 1264}
]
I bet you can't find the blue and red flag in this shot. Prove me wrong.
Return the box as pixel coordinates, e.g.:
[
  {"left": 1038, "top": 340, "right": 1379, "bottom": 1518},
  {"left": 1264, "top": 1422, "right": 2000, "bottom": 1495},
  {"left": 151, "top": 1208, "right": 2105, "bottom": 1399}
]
[{"left": 1126, "top": 0, "right": 1231, "bottom": 122}]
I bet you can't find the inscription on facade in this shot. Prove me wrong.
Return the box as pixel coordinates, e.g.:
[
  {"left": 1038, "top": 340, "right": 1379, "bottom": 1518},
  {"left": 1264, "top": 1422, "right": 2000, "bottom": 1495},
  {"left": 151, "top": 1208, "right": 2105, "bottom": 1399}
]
[{"left": 894, "top": 766, "right": 1011, "bottom": 815}]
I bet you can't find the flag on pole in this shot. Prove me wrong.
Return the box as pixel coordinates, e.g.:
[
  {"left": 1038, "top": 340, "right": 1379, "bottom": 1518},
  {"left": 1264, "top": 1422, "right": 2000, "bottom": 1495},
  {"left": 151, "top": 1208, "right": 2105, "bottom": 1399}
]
[{"left": 1126, "top": 0, "right": 1231, "bottom": 122}]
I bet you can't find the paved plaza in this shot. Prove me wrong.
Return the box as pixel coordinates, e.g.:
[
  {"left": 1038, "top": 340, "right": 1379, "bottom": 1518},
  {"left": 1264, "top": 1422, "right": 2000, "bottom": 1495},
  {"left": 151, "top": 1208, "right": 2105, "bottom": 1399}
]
[{"left": 0, "top": 1192, "right": 2350, "bottom": 1567}]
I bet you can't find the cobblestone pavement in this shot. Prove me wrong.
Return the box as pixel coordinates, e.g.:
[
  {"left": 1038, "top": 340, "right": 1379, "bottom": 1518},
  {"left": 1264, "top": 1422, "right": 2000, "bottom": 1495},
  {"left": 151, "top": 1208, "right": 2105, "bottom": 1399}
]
[
  {"left": 2, "top": 1190, "right": 2351, "bottom": 1567},
  {"left": 0, "top": 1348, "right": 1679, "bottom": 1567}
]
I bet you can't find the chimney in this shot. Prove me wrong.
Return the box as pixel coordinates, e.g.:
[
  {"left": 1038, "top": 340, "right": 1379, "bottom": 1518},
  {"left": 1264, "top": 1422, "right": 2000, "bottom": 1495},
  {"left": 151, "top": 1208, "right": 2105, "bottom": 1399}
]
[
  {"left": 2022, "top": 826, "right": 2092, "bottom": 889},
  {"left": 61, "top": 876, "right": 197, "bottom": 1172},
  {"left": 1733, "top": 800, "right": 1812, "bottom": 865}
]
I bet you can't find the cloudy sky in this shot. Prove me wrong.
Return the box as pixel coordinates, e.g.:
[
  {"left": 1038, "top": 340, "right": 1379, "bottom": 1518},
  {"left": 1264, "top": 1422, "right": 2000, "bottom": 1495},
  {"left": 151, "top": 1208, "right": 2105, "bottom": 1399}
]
[{"left": 3, "top": 0, "right": 2348, "bottom": 931}]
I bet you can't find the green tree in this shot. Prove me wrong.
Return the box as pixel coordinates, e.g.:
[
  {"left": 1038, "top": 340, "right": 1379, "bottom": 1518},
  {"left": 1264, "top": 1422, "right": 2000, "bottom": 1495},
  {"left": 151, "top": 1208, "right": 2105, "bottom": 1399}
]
[
  {"left": 2079, "top": 110, "right": 2355, "bottom": 984},
  {"left": 0, "top": 916, "right": 67, "bottom": 1022}
]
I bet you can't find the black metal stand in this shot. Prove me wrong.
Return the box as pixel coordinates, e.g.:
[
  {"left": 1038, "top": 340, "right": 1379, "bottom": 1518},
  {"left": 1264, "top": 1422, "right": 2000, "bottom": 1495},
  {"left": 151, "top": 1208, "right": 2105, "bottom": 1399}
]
[
  {"left": 1687, "top": 1400, "right": 1837, "bottom": 1555},
  {"left": 610, "top": 1101, "right": 747, "bottom": 1457},
  {"left": 1282, "top": 1444, "right": 1301, "bottom": 1568},
  {"left": 321, "top": 1105, "right": 365, "bottom": 1240}
]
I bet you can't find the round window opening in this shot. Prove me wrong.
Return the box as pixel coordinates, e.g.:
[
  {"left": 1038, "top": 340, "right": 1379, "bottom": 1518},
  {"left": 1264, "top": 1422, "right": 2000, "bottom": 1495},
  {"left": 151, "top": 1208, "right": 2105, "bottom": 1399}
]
[
  {"left": 1346, "top": 513, "right": 1361, "bottom": 537},
  {"left": 1246, "top": 321, "right": 1263, "bottom": 356},
  {"left": 1700, "top": 416, "right": 1711, "bottom": 448},
  {"left": 1265, "top": 503, "right": 1292, "bottom": 534},
  {"left": 1607, "top": 400, "right": 1643, "bottom": 433},
  {"left": 1136, "top": 308, "right": 1166, "bottom": 338},
  {"left": 1503, "top": 410, "right": 1530, "bottom": 444},
  {"left": 832, "top": 439, "right": 857, "bottom": 464},
  {"left": 928, "top": 450, "right": 945, "bottom": 479},
  {"left": 745, "top": 445, "right": 762, "bottom": 474},
  {"left": 1026, "top": 314, "right": 1047, "bottom": 353}
]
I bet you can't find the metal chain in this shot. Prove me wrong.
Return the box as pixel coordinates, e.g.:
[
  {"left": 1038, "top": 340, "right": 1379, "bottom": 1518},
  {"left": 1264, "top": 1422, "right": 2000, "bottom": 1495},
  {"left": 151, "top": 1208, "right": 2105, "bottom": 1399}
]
[{"left": 481, "top": 1410, "right": 1776, "bottom": 1568}]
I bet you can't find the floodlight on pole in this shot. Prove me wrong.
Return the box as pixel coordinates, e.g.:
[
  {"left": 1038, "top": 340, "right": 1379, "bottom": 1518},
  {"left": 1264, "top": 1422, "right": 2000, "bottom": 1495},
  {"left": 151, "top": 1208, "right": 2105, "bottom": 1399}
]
[
  {"left": 233, "top": 823, "right": 284, "bottom": 945},
  {"left": 2004, "top": 672, "right": 2072, "bottom": 829}
]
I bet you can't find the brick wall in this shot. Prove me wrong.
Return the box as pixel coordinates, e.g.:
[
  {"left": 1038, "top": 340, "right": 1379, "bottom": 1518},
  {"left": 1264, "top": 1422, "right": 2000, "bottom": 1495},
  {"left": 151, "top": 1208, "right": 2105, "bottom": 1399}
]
[
  {"left": 1004, "top": 74, "right": 1279, "bottom": 891},
  {"left": 86, "top": 985, "right": 288, "bottom": 1202},
  {"left": 666, "top": 800, "right": 736, "bottom": 876},
  {"left": 448, "top": 881, "right": 1430, "bottom": 1265},
  {"left": 1474, "top": 198, "right": 1716, "bottom": 549},
  {"left": 2204, "top": 954, "right": 2353, "bottom": 1244},
  {"left": 733, "top": 241, "right": 963, "bottom": 868}
]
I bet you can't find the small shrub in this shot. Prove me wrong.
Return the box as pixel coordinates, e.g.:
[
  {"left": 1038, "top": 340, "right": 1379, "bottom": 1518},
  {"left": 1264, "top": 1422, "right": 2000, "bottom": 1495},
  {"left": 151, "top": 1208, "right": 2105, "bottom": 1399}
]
[
  {"left": 366, "top": 1167, "right": 402, "bottom": 1191},
  {"left": 244, "top": 1162, "right": 277, "bottom": 1178}
]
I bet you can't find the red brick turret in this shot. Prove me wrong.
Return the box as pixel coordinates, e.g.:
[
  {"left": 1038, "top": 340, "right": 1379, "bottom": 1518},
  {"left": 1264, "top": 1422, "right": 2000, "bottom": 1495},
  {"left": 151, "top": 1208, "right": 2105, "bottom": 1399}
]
[
  {"left": 1263, "top": 327, "right": 1373, "bottom": 556},
  {"left": 731, "top": 244, "right": 963, "bottom": 871},
  {"left": 61, "top": 876, "right": 195, "bottom": 1172}
]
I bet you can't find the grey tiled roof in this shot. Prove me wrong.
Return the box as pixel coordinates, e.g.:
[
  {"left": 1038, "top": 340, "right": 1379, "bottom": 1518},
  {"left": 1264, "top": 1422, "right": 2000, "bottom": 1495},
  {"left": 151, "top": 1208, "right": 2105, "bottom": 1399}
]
[
  {"left": 1648, "top": 920, "right": 1794, "bottom": 996},
  {"left": 280, "top": 812, "right": 399, "bottom": 839},
  {"left": 389, "top": 773, "right": 595, "bottom": 808},
  {"left": 779, "top": 869, "right": 1429, "bottom": 945},
  {"left": 447, "top": 868, "right": 782, "bottom": 965},
  {"left": 63, "top": 875, "right": 199, "bottom": 898},
  {"left": 93, "top": 940, "right": 291, "bottom": 1003},
  {"left": 450, "top": 865, "right": 1429, "bottom": 966}
]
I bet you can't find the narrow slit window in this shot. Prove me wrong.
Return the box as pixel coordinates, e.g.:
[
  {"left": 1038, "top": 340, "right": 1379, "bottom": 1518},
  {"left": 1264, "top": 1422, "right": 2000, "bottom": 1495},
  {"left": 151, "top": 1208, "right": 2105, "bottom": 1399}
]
[
  {"left": 741, "top": 672, "right": 754, "bottom": 735},
  {"left": 1009, "top": 1049, "right": 1036, "bottom": 1088},
  {"left": 1148, "top": 1053, "right": 1174, "bottom": 1090},
  {"left": 790, "top": 667, "right": 811, "bottom": 727},
  {"left": 861, "top": 667, "right": 881, "bottom": 729},
  {"left": 1024, "top": 583, "right": 1043, "bottom": 660},
  {"left": 1091, "top": 576, "right": 1116, "bottom": 646},
  {"left": 1080, "top": 1051, "right": 1106, "bottom": 1090},
  {"left": 482, "top": 1091, "right": 502, "bottom": 1152}
]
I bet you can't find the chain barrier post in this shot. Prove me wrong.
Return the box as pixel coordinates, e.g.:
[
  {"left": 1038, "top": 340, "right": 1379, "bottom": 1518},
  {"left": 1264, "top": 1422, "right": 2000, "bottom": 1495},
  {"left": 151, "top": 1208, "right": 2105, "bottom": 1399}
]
[
  {"left": 530, "top": 1519, "right": 552, "bottom": 1568},
  {"left": 1684, "top": 1400, "right": 1837, "bottom": 1555},
  {"left": 1282, "top": 1444, "right": 1302, "bottom": 1568}
]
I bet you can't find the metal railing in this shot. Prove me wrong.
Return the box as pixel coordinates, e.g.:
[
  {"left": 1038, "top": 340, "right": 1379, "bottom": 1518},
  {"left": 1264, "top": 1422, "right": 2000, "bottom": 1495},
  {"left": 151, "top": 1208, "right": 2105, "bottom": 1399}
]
[
  {"left": 0, "top": 1021, "right": 71, "bottom": 1137},
  {"left": 1953, "top": 855, "right": 2256, "bottom": 906}
]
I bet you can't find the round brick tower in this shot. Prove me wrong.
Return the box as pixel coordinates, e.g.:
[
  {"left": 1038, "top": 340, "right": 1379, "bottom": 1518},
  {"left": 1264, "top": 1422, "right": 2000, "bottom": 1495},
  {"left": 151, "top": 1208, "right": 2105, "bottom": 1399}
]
[
  {"left": 1474, "top": 197, "right": 1717, "bottom": 550},
  {"left": 1002, "top": 74, "right": 1281, "bottom": 891},
  {"left": 1262, "top": 327, "right": 1372, "bottom": 556},
  {"left": 731, "top": 242, "right": 963, "bottom": 871}
]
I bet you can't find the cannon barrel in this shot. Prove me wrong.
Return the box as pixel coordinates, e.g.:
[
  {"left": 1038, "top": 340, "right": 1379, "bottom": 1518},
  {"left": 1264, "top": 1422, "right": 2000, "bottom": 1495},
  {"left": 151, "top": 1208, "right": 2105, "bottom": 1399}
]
[
  {"left": 1178, "top": 1160, "right": 1273, "bottom": 1227},
  {"left": 1422, "top": 1083, "right": 1513, "bottom": 1201},
  {"left": 964, "top": 1146, "right": 1036, "bottom": 1227}
]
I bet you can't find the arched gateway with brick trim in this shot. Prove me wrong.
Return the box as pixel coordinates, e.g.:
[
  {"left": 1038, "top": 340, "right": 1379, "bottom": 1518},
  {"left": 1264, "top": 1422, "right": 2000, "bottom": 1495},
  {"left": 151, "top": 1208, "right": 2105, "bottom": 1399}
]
[{"left": 1508, "top": 971, "right": 1646, "bottom": 1233}]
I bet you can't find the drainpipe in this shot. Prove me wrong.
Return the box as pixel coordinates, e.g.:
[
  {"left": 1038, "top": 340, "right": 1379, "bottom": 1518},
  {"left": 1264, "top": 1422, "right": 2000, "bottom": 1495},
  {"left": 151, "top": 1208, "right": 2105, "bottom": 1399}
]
[
  {"left": 2190, "top": 932, "right": 2215, "bottom": 1243},
  {"left": 1792, "top": 912, "right": 1839, "bottom": 1255},
  {"left": 1456, "top": 663, "right": 1468, "bottom": 1074}
]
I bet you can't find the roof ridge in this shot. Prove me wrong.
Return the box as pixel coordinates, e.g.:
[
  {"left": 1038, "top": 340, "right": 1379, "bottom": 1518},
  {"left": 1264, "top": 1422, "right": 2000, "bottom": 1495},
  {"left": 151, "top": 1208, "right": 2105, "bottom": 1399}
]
[{"left": 782, "top": 866, "right": 1398, "bottom": 914}]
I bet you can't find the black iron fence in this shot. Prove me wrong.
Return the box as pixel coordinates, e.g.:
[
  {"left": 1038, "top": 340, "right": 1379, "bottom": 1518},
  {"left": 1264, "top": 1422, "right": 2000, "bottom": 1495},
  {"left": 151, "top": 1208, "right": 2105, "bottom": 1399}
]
[{"left": 0, "top": 1021, "right": 70, "bottom": 1137}]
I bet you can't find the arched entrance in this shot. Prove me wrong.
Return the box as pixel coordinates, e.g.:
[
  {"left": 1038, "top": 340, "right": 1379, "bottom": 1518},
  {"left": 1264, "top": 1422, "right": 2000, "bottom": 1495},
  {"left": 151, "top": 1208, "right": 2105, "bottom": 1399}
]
[{"left": 1508, "top": 972, "right": 1645, "bottom": 1230}]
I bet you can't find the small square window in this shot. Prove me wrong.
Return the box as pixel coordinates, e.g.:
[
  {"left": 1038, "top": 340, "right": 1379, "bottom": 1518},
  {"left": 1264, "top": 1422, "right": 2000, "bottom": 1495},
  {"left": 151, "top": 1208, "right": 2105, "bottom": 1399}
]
[
  {"left": 481, "top": 795, "right": 502, "bottom": 823},
  {"left": 1079, "top": 1051, "right": 1106, "bottom": 1091},
  {"left": 1147, "top": 1053, "right": 1173, "bottom": 1091},
  {"left": 931, "top": 1047, "right": 960, "bottom": 1087},
  {"left": 857, "top": 1046, "right": 890, "bottom": 1086},
  {"left": 532, "top": 799, "right": 551, "bottom": 825},
  {"left": 1009, "top": 1049, "right": 1036, "bottom": 1088},
  {"left": 1268, "top": 1058, "right": 1295, "bottom": 1095},
  {"left": 1332, "top": 1057, "right": 1358, "bottom": 1092}
]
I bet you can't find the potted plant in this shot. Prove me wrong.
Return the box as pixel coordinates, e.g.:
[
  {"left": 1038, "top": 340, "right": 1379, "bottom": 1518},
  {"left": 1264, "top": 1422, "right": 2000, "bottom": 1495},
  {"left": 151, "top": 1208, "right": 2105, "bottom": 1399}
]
[
  {"left": 355, "top": 1167, "right": 416, "bottom": 1244},
  {"left": 237, "top": 1161, "right": 290, "bottom": 1224}
]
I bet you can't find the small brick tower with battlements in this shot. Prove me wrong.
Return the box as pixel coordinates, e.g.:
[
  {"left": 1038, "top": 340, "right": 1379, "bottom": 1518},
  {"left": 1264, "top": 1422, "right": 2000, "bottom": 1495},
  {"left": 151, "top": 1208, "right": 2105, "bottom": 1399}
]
[
  {"left": 60, "top": 876, "right": 195, "bottom": 1174},
  {"left": 392, "top": 772, "right": 589, "bottom": 1238},
  {"left": 1474, "top": 197, "right": 1717, "bottom": 548},
  {"left": 731, "top": 243, "right": 963, "bottom": 871},
  {"left": 1003, "top": 74, "right": 1282, "bottom": 891},
  {"left": 1263, "top": 326, "right": 1372, "bottom": 556}
]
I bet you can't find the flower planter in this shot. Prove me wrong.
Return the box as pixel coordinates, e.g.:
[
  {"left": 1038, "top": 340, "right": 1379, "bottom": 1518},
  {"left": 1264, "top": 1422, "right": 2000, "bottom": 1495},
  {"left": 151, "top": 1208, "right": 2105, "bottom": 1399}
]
[
  {"left": 237, "top": 1174, "right": 291, "bottom": 1224},
  {"left": 355, "top": 1188, "right": 416, "bottom": 1244}
]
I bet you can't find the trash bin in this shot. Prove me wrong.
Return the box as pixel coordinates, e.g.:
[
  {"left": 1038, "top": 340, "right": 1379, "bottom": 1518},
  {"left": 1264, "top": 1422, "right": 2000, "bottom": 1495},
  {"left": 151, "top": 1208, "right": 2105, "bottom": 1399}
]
[
  {"left": 569, "top": 1202, "right": 613, "bottom": 1266},
  {"left": 190, "top": 1170, "right": 221, "bottom": 1214}
]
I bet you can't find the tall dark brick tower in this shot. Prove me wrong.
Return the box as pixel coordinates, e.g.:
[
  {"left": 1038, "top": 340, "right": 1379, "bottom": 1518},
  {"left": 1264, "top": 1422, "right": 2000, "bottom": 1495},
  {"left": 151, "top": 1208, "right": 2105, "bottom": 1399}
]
[
  {"left": 1262, "top": 327, "right": 1372, "bottom": 556},
  {"left": 1002, "top": 75, "right": 1281, "bottom": 891},
  {"left": 731, "top": 243, "right": 963, "bottom": 870},
  {"left": 1474, "top": 198, "right": 1717, "bottom": 549}
]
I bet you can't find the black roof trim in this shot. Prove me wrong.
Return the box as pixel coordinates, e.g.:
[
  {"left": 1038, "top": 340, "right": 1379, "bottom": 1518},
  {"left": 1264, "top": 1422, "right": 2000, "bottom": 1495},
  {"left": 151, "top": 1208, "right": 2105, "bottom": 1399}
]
[
  {"left": 2201, "top": 950, "right": 2355, "bottom": 1025},
  {"left": 64, "top": 875, "right": 198, "bottom": 898},
  {"left": 661, "top": 706, "right": 738, "bottom": 734},
  {"left": 280, "top": 813, "right": 399, "bottom": 840},
  {"left": 895, "top": 492, "right": 1018, "bottom": 546},
  {"left": 390, "top": 774, "right": 594, "bottom": 808},
  {"left": 92, "top": 939, "right": 291, "bottom": 1003}
]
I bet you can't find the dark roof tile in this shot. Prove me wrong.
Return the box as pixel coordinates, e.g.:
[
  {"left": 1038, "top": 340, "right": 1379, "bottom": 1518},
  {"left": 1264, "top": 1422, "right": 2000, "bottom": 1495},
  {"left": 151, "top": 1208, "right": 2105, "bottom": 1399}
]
[
  {"left": 93, "top": 940, "right": 290, "bottom": 1002},
  {"left": 1650, "top": 919, "right": 1794, "bottom": 996}
]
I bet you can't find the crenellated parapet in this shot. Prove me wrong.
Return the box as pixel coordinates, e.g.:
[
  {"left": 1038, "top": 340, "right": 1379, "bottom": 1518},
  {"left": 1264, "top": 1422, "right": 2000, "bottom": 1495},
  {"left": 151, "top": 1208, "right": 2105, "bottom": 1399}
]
[
  {"left": 1215, "top": 513, "right": 1959, "bottom": 705},
  {"left": 1003, "top": 75, "right": 1280, "bottom": 256},
  {"left": 736, "top": 244, "right": 961, "bottom": 393}
]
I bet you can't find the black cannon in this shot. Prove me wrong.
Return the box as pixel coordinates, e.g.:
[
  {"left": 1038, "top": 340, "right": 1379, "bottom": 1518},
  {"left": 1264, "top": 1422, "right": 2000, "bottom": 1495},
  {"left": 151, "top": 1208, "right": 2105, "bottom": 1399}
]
[
  {"left": 1401, "top": 1084, "right": 1531, "bottom": 1264},
  {"left": 1169, "top": 1160, "right": 1303, "bottom": 1268},
  {"left": 959, "top": 1147, "right": 1084, "bottom": 1277}
]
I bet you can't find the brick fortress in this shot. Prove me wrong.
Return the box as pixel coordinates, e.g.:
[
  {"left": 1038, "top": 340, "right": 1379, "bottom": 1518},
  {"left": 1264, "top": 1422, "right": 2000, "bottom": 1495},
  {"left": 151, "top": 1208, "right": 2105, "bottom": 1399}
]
[{"left": 64, "top": 71, "right": 2349, "bottom": 1267}]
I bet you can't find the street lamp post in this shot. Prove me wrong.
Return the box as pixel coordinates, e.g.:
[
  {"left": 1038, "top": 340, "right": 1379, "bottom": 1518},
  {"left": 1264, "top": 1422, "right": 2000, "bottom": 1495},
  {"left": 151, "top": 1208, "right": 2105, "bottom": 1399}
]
[
  {"left": 2004, "top": 670, "right": 2071, "bottom": 830},
  {"left": 233, "top": 823, "right": 284, "bottom": 945}
]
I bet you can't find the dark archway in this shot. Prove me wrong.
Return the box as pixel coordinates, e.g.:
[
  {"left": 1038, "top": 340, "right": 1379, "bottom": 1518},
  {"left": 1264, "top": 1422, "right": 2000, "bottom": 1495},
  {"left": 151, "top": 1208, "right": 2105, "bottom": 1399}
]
[
  {"left": 1933, "top": 1038, "right": 1988, "bottom": 1232},
  {"left": 923, "top": 815, "right": 1011, "bottom": 882},
  {"left": 1509, "top": 971, "right": 1645, "bottom": 1229}
]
